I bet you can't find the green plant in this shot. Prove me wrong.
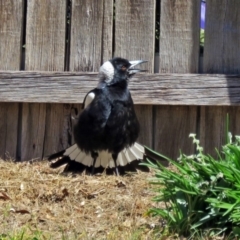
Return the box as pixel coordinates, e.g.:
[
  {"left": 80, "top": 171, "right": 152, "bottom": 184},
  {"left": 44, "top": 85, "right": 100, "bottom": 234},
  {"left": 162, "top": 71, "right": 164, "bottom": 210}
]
[
  {"left": 144, "top": 133, "right": 240, "bottom": 238},
  {"left": 0, "top": 227, "right": 49, "bottom": 240}
]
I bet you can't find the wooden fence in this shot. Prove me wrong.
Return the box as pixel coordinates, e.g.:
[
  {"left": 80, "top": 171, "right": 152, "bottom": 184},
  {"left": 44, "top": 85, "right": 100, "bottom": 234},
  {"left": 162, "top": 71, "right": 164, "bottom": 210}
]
[{"left": 0, "top": 0, "right": 240, "bottom": 161}]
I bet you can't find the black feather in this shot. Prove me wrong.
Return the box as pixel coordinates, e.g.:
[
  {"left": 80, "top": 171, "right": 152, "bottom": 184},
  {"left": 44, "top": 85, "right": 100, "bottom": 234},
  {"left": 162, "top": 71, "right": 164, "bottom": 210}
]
[{"left": 48, "top": 150, "right": 65, "bottom": 161}]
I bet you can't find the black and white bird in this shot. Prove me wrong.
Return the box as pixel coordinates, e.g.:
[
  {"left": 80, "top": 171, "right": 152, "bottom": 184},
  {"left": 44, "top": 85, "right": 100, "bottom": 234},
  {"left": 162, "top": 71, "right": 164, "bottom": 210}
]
[{"left": 48, "top": 57, "right": 148, "bottom": 175}]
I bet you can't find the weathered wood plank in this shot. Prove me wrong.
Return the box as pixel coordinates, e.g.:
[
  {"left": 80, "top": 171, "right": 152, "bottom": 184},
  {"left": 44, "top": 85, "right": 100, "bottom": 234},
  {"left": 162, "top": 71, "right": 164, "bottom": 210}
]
[
  {"left": 1, "top": 72, "right": 240, "bottom": 105},
  {"left": 0, "top": 0, "right": 23, "bottom": 159},
  {"left": 69, "top": 104, "right": 83, "bottom": 144},
  {"left": 200, "top": 106, "right": 240, "bottom": 155},
  {"left": 25, "top": 0, "right": 66, "bottom": 70},
  {"left": 43, "top": 104, "right": 71, "bottom": 156},
  {"left": 70, "top": 0, "right": 113, "bottom": 71},
  {"left": 200, "top": 0, "right": 240, "bottom": 156},
  {"left": 102, "top": 0, "right": 113, "bottom": 61},
  {"left": 155, "top": 0, "right": 201, "bottom": 159},
  {"left": 115, "top": 0, "right": 155, "bottom": 72},
  {"left": 159, "top": 0, "right": 200, "bottom": 73},
  {"left": 203, "top": 0, "right": 240, "bottom": 74},
  {"left": 134, "top": 105, "right": 153, "bottom": 146},
  {"left": 0, "top": 1, "right": 23, "bottom": 69},
  {"left": 155, "top": 105, "right": 197, "bottom": 156},
  {"left": 115, "top": 0, "right": 155, "bottom": 147},
  {"left": 21, "top": 103, "right": 46, "bottom": 160},
  {"left": 69, "top": 0, "right": 113, "bottom": 148},
  {"left": 0, "top": 103, "right": 19, "bottom": 159},
  {"left": 23, "top": 0, "right": 66, "bottom": 160}
]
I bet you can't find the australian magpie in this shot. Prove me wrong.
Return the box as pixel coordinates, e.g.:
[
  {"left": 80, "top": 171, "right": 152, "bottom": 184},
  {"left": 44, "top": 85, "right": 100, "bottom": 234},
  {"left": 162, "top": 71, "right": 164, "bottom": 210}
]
[{"left": 48, "top": 57, "right": 147, "bottom": 175}]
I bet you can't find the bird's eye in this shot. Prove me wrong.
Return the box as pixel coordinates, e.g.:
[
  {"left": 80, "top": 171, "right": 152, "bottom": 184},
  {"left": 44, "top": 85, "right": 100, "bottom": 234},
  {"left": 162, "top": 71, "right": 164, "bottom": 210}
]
[{"left": 121, "top": 66, "right": 127, "bottom": 71}]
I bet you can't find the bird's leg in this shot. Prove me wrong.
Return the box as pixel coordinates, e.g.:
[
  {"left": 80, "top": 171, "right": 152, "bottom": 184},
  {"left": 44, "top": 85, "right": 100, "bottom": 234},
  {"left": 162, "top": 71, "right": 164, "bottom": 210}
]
[
  {"left": 91, "top": 151, "right": 98, "bottom": 175},
  {"left": 112, "top": 153, "right": 119, "bottom": 176}
]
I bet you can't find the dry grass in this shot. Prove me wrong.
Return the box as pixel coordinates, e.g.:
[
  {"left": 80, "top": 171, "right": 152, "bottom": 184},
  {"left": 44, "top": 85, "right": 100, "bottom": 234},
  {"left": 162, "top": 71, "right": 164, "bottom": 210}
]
[{"left": 0, "top": 159, "right": 164, "bottom": 240}]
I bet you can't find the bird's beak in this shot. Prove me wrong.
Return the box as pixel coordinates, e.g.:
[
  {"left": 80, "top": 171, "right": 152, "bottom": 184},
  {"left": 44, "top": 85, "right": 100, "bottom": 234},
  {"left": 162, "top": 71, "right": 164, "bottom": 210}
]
[{"left": 128, "top": 60, "right": 148, "bottom": 76}]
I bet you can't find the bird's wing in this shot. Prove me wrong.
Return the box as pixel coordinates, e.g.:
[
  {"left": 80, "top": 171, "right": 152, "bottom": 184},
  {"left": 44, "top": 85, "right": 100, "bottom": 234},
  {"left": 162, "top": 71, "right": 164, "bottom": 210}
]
[{"left": 82, "top": 90, "right": 96, "bottom": 108}]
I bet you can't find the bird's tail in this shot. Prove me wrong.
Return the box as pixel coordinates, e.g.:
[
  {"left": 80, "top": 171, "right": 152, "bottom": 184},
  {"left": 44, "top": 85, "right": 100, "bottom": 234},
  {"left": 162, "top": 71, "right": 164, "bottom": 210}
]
[{"left": 47, "top": 142, "right": 147, "bottom": 173}]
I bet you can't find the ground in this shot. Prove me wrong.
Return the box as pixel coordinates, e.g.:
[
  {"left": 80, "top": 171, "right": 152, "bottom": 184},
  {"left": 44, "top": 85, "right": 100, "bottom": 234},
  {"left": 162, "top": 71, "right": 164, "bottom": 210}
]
[{"left": 0, "top": 159, "right": 164, "bottom": 240}]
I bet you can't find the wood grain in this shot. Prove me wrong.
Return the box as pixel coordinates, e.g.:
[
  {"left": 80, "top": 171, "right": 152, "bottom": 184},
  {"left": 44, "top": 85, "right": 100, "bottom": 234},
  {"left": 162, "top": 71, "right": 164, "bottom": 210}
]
[
  {"left": 0, "top": 0, "right": 23, "bottom": 69},
  {"left": 0, "top": 0, "right": 23, "bottom": 159},
  {"left": 21, "top": 103, "right": 46, "bottom": 160},
  {"left": 155, "top": 0, "right": 201, "bottom": 159},
  {"left": 115, "top": 0, "right": 155, "bottom": 72},
  {"left": 1, "top": 72, "right": 240, "bottom": 105},
  {"left": 200, "top": 0, "right": 240, "bottom": 156},
  {"left": 159, "top": 0, "right": 200, "bottom": 73},
  {"left": 69, "top": 0, "right": 113, "bottom": 147},
  {"left": 203, "top": 0, "right": 240, "bottom": 74},
  {"left": 115, "top": 0, "right": 155, "bottom": 147},
  {"left": 70, "top": 0, "right": 113, "bottom": 71},
  {"left": 43, "top": 104, "right": 71, "bottom": 156},
  {"left": 25, "top": 0, "right": 66, "bottom": 70},
  {"left": 155, "top": 105, "right": 197, "bottom": 157},
  {"left": 200, "top": 106, "right": 240, "bottom": 155},
  {"left": 0, "top": 102, "right": 19, "bottom": 159},
  {"left": 134, "top": 105, "right": 153, "bottom": 146},
  {"left": 23, "top": 0, "right": 66, "bottom": 160},
  {"left": 102, "top": 0, "right": 113, "bottom": 61}
]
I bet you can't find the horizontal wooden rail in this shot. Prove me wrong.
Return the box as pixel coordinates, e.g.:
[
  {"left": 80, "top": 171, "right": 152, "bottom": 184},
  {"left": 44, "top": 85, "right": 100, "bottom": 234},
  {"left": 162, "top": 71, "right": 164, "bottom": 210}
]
[{"left": 1, "top": 71, "right": 240, "bottom": 105}]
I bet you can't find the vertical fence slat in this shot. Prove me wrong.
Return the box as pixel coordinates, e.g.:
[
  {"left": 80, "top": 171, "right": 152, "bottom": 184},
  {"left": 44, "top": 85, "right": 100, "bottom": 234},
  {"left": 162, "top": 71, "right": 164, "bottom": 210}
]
[
  {"left": 201, "top": 0, "right": 240, "bottom": 155},
  {"left": 22, "top": 0, "right": 66, "bottom": 160},
  {"left": 43, "top": 103, "right": 71, "bottom": 157},
  {"left": 203, "top": 0, "right": 240, "bottom": 74},
  {"left": 0, "top": 1, "right": 23, "bottom": 159},
  {"left": 115, "top": 0, "right": 155, "bottom": 72},
  {"left": 159, "top": 0, "right": 200, "bottom": 73},
  {"left": 70, "top": 0, "right": 113, "bottom": 72},
  {"left": 155, "top": 0, "right": 201, "bottom": 159},
  {"left": 69, "top": 0, "right": 113, "bottom": 145},
  {"left": 102, "top": 0, "right": 113, "bottom": 61},
  {"left": 134, "top": 105, "right": 153, "bottom": 148},
  {"left": 115, "top": 0, "right": 155, "bottom": 147}
]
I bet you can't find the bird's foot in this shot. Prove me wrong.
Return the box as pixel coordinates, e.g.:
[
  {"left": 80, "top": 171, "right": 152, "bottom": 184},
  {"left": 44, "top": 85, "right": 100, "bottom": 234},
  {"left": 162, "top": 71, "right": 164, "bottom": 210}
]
[{"left": 115, "top": 167, "right": 119, "bottom": 176}]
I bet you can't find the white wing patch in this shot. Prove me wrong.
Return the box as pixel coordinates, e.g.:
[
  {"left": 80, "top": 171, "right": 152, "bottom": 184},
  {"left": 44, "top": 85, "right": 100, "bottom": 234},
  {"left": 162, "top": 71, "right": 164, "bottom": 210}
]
[
  {"left": 84, "top": 92, "right": 95, "bottom": 108},
  {"left": 63, "top": 142, "right": 144, "bottom": 168}
]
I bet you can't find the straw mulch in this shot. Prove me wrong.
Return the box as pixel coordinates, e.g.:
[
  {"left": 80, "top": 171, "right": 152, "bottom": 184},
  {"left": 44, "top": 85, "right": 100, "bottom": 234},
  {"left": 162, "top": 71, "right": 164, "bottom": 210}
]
[{"left": 0, "top": 159, "right": 161, "bottom": 239}]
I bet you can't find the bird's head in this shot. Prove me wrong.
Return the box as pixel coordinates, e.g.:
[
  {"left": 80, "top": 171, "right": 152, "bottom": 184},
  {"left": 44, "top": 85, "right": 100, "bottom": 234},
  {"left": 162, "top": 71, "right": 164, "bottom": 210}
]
[{"left": 98, "top": 57, "right": 147, "bottom": 87}]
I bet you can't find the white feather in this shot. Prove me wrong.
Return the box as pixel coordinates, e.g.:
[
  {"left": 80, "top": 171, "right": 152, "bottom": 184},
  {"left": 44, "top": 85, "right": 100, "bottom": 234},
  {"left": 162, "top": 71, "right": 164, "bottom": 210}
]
[
  {"left": 62, "top": 143, "right": 144, "bottom": 168},
  {"left": 68, "top": 146, "right": 82, "bottom": 160},
  {"left": 98, "top": 61, "right": 114, "bottom": 83},
  {"left": 117, "top": 152, "right": 125, "bottom": 166},
  {"left": 133, "top": 142, "right": 145, "bottom": 153},
  {"left": 94, "top": 157, "right": 100, "bottom": 168},
  {"left": 74, "top": 150, "right": 85, "bottom": 161},
  {"left": 129, "top": 143, "right": 145, "bottom": 159},
  {"left": 97, "top": 151, "right": 112, "bottom": 168},
  {"left": 124, "top": 148, "right": 136, "bottom": 162},
  {"left": 64, "top": 144, "right": 78, "bottom": 156},
  {"left": 81, "top": 154, "right": 93, "bottom": 167},
  {"left": 84, "top": 92, "right": 95, "bottom": 108},
  {"left": 108, "top": 159, "right": 116, "bottom": 168},
  {"left": 118, "top": 151, "right": 129, "bottom": 166}
]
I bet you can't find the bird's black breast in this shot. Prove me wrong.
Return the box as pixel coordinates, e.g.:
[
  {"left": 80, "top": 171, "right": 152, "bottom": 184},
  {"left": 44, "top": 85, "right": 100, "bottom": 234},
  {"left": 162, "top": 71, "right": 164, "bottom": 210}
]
[
  {"left": 73, "top": 86, "right": 140, "bottom": 154},
  {"left": 104, "top": 87, "right": 140, "bottom": 153}
]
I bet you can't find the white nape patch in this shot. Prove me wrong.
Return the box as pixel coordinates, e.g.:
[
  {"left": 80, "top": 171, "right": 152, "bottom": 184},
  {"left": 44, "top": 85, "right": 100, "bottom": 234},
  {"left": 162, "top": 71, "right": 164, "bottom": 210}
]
[
  {"left": 98, "top": 61, "right": 114, "bottom": 83},
  {"left": 84, "top": 92, "right": 95, "bottom": 108}
]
